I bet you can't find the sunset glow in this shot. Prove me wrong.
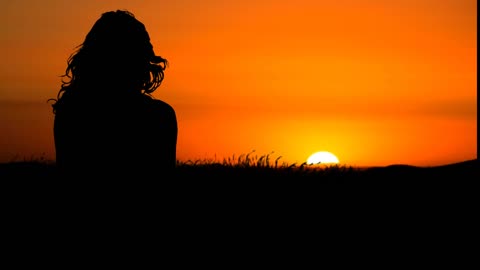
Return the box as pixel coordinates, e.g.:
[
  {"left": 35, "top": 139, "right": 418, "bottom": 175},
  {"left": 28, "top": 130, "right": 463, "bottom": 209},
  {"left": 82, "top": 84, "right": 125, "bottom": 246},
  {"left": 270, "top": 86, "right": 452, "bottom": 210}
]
[{"left": 0, "top": 0, "right": 476, "bottom": 167}]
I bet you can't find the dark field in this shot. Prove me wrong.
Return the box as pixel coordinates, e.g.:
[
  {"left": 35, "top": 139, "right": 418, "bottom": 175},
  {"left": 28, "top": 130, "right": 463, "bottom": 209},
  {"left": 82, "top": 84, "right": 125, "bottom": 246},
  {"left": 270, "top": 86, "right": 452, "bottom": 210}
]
[
  {"left": 1, "top": 158, "right": 477, "bottom": 192},
  {"left": 1, "top": 157, "right": 477, "bottom": 180},
  {"left": 1, "top": 158, "right": 476, "bottom": 236}
]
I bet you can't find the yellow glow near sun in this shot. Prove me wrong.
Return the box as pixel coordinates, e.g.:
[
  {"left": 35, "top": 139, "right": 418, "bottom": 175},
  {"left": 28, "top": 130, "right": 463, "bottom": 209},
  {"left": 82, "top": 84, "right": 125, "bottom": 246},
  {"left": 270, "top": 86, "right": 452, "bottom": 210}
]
[{"left": 307, "top": 151, "right": 339, "bottom": 165}]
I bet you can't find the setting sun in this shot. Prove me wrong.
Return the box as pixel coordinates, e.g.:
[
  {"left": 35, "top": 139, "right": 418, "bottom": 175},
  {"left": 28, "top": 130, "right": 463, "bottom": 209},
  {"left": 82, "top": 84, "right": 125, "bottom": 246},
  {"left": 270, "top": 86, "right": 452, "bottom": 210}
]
[{"left": 307, "top": 151, "right": 340, "bottom": 165}]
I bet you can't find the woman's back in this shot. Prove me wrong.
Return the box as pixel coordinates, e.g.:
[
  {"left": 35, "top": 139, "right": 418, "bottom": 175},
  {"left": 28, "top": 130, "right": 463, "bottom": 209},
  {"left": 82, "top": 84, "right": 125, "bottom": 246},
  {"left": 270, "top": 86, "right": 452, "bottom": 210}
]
[{"left": 54, "top": 93, "right": 177, "bottom": 178}]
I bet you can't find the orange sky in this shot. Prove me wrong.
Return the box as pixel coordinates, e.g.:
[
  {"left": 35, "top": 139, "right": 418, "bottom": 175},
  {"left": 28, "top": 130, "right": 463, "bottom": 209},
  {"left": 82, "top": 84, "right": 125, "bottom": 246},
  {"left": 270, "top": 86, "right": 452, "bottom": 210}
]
[{"left": 0, "top": 0, "right": 477, "bottom": 167}]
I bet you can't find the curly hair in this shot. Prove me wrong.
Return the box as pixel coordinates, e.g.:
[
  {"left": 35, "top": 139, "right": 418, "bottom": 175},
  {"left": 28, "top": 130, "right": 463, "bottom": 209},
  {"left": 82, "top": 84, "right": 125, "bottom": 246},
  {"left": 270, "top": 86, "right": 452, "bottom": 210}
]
[{"left": 50, "top": 10, "right": 168, "bottom": 113}]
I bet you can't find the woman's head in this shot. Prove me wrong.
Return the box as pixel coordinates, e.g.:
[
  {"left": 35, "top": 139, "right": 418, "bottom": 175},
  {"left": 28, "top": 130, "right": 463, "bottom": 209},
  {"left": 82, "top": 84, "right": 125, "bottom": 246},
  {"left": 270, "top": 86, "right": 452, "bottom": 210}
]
[{"left": 53, "top": 10, "right": 167, "bottom": 107}]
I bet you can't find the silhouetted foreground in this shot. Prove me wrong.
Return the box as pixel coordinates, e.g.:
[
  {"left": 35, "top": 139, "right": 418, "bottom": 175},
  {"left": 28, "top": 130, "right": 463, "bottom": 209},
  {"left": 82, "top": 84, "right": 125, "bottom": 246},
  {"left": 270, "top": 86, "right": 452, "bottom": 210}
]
[
  {"left": 1, "top": 158, "right": 476, "bottom": 229},
  {"left": 2, "top": 160, "right": 474, "bottom": 263},
  {"left": 1, "top": 158, "right": 477, "bottom": 183}
]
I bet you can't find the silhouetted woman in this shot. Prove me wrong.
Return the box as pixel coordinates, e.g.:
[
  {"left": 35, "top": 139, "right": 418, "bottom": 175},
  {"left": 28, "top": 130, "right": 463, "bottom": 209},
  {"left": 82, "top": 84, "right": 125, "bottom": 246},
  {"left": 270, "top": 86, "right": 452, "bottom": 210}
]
[{"left": 50, "top": 10, "right": 177, "bottom": 178}]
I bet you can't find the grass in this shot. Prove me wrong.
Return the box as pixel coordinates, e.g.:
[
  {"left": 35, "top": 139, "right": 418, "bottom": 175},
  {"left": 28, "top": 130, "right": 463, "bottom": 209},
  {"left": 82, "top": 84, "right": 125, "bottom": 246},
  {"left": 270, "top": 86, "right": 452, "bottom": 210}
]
[
  {"left": 1, "top": 150, "right": 476, "bottom": 183},
  {"left": 175, "top": 151, "right": 359, "bottom": 180},
  {"left": 1, "top": 152, "right": 476, "bottom": 217}
]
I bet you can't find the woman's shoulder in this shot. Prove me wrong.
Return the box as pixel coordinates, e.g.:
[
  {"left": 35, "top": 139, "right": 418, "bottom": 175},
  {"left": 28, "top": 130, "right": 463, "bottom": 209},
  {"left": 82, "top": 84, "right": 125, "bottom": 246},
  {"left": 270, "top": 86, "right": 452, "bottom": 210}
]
[{"left": 142, "top": 95, "right": 176, "bottom": 117}]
